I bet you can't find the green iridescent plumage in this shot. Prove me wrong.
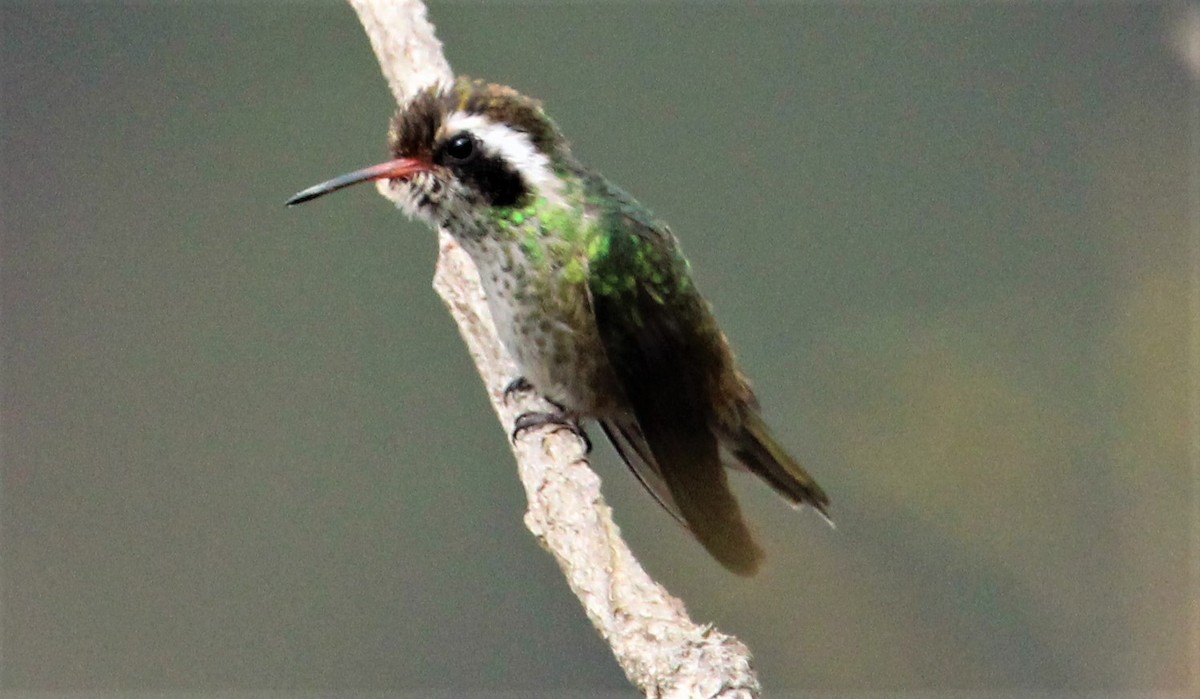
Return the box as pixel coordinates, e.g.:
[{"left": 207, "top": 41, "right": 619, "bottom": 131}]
[{"left": 287, "top": 77, "right": 830, "bottom": 575}]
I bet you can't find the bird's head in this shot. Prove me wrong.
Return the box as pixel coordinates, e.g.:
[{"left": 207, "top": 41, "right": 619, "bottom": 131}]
[{"left": 287, "top": 78, "right": 571, "bottom": 232}]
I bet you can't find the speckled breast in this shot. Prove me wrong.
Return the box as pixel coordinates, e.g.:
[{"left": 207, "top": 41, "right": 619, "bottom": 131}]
[{"left": 465, "top": 236, "right": 624, "bottom": 417}]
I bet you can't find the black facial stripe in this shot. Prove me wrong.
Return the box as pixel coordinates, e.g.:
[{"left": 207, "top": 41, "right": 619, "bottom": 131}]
[{"left": 453, "top": 153, "right": 528, "bottom": 208}]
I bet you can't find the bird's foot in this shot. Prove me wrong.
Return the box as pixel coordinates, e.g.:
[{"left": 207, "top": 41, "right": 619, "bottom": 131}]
[
  {"left": 512, "top": 410, "right": 593, "bottom": 453},
  {"left": 502, "top": 376, "right": 534, "bottom": 405}
]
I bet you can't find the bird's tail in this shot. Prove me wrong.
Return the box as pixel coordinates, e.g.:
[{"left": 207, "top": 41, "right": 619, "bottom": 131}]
[{"left": 730, "top": 410, "right": 831, "bottom": 523}]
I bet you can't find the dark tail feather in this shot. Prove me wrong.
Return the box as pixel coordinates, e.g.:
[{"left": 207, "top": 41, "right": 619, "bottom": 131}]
[{"left": 731, "top": 411, "right": 832, "bottom": 522}]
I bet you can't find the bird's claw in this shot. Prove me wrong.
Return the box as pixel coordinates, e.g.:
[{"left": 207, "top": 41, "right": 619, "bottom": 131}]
[
  {"left": 502, "top": 376, "right": 534, "bottom": 405},
  {"left": 511, "top": 410, "right": 593, "bottom": 453}
]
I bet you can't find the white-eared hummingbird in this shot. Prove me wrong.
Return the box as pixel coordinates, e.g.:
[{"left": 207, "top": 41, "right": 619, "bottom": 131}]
[{"left": 287, "top": 78, "right": 829, "bottom": 575}]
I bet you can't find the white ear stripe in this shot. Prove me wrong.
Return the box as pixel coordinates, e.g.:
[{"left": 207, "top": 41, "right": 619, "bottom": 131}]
[{"left": 443, "top": 111, "right": 564, "bottom": 205}]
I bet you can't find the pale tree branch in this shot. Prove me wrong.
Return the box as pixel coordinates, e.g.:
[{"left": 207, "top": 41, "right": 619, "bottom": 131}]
[{"left": 343, "top": 1, "right": 761, "bottom": 696}]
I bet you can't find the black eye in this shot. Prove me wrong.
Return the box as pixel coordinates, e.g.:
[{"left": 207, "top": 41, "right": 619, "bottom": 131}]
[{"left": 441, "top": 133, "right": 477, "bottom": 165}]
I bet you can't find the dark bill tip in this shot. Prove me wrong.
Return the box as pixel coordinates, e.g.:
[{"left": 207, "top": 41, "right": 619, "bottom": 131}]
[{"left": 285, "top": 186, "right": 334, "bottom": 207}]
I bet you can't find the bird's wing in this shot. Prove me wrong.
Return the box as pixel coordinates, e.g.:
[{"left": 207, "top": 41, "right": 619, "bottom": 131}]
[
  {"left": 598, "top": 416, "right": 685, "bottom": 525},
  {"left": 585, "top": 186, "right": 763, "bottom": 575}
]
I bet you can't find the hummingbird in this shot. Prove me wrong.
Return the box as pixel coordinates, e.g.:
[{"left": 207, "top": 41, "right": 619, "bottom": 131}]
[{"left": 287, "top": 77, "right": 829, "bottom": 575}]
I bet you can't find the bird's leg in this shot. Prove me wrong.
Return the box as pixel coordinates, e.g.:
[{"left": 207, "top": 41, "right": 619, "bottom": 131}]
[
  {"left": 512, "top": 408, "right": 593, "bottom": 453},
  {"left": 501, "top": 376, "right": 534, "bottom": 405}
]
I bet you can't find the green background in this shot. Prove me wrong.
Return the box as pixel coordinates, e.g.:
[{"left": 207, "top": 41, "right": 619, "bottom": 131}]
[{"left": 2, "top": 1, "right": 1195, "bottom": 694}]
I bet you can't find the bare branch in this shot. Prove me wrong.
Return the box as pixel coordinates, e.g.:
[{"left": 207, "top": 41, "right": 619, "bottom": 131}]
[
  {"left": 347, "top": 0, "right": 451, "bottom": 103},
  {"left": 342, "top": 1, "right": 761, "bottom": 695}
]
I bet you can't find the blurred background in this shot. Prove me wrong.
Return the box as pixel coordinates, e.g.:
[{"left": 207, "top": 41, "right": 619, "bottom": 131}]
[{"left": 2, "top": 1, "right": 1196, "bottom": 695}]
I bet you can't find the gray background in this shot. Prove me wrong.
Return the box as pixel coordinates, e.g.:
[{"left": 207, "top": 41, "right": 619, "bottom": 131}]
[{"left": 2, "top": 1, "right": 1196, "bottom": 694}]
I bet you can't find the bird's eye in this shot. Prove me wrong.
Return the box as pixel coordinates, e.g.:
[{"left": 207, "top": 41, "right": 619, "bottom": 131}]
[{"left": 441, "top": 133, "right": 477, "bottom": 165}]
